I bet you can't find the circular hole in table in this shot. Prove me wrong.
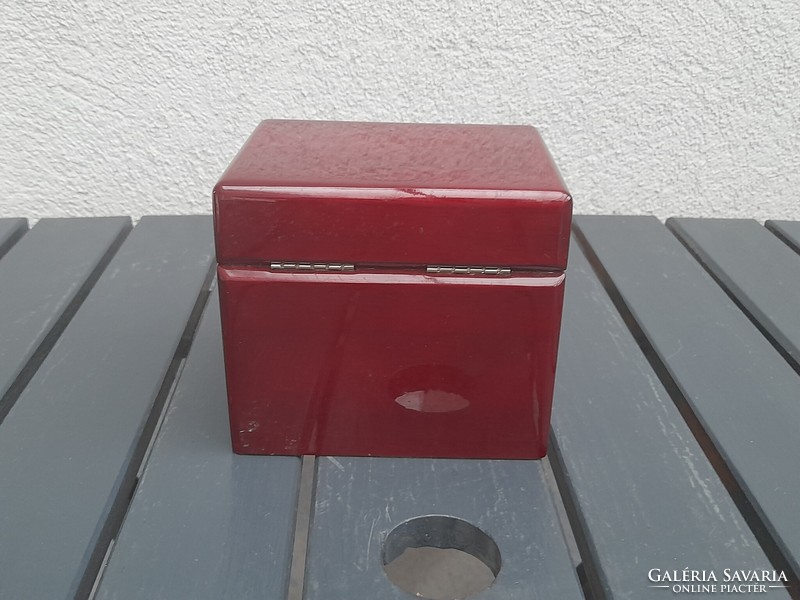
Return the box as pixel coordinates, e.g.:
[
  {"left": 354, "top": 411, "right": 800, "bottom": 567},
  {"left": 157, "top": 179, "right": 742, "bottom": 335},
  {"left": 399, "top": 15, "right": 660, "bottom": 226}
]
[{"left": 382, "top": 515, "right": 501, "bottom": 599}]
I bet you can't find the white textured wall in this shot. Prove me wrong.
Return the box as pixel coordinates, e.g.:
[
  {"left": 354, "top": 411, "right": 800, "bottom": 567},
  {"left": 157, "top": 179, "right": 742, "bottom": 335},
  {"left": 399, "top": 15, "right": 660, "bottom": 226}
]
[{"left": 2, "top": 1, "right": 798, "bottom": 222}]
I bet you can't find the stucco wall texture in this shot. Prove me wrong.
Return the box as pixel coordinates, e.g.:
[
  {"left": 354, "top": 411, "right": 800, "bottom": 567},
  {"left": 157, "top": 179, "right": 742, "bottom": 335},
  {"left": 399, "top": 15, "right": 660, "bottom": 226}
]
[{"left": 1, "top": 1, "right": 798, "bottom": 222}]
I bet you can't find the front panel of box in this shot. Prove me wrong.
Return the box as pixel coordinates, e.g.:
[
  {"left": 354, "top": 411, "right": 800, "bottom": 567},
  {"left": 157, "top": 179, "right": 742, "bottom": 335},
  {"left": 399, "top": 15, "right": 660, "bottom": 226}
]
[{"left": 218, "top": 267, "right": 565, "bottom": 459}]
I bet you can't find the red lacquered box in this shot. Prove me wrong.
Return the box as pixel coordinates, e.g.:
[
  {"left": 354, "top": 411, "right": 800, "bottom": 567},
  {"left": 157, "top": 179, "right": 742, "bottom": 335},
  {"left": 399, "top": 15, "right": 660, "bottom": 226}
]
[{"left": 213, "top": 120, "right": 571, "bottom": 459}]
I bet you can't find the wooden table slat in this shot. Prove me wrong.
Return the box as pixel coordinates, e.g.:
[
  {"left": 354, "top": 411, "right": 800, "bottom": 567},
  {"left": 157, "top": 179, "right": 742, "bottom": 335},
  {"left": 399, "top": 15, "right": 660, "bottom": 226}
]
[
  {"left": 766, "top": 220, "right": 800, "bottom": 255},
  {"left": 95, "top": 291, "right": 302, "bottom": 600},
  {"left": 0, "top": 218, "right": 28, "bottom": 260},
  {"left": 0, "top": 217, "right": 130, "bottom": 422},
  {"left": 304, "top": 456, "right": 583, "bottom": 600},
  {"left": 551, "top": 239, "right": 786, "bottom": 599},
  {"left": 0, "top": 216, "right": 214, "bottom": 600},
  {"left": 668, "top": 218, "right": 800, "bottom": 371},
  {"left": 575, "top": 215, "right": 800, "bottom": 579},
  {"left": 2, "top": 213, "right": 798, "bottom": 599}
]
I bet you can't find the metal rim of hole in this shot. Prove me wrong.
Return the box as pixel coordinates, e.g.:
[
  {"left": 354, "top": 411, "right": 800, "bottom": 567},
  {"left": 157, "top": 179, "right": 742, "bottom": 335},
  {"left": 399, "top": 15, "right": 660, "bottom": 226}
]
[{"left": 381, "top": 515, "right": 502, "bottom": 599}]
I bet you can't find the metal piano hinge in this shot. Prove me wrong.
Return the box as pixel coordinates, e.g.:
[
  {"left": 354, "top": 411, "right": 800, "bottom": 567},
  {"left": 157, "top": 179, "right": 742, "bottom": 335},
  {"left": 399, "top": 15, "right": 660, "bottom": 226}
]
[
  {"left": 426, "top": 265, "right": 512, "bottom": 276},
  {"left": 270, "top": 262, "right": 355, "bottom": 272}
]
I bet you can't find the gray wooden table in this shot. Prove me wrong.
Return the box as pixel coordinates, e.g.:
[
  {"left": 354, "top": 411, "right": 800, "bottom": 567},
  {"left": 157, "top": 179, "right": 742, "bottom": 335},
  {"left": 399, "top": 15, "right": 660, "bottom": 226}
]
[{"left": 0, "top": 215, "right": 798, "bottom": 600}]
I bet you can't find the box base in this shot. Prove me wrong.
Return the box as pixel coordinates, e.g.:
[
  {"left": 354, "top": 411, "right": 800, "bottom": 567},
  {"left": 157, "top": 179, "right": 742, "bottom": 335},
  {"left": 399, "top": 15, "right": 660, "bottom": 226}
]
[{"left": 218, "top": 266, "right": 565, "bottom": 459}]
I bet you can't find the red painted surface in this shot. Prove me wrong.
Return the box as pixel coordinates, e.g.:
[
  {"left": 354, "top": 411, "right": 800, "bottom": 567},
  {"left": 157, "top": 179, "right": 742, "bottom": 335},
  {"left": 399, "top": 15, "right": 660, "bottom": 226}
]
[
  {"left": 214, "top": 120, "right": 571, "bottom": 269},
  {"left": 214, "top": 120, "right": 571, "bottom": 458}
]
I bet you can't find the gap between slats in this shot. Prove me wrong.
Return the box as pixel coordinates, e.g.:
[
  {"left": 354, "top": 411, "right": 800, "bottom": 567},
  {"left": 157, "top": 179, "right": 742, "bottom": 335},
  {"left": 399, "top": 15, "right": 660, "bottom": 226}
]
[
  {"left": 766, "top": 222, "right": 800, "bottom": 255},
  {"left": 546, "top": 437, "right": 604, "bottom": 600},
  {"left": 540, "top": 454, "right": 596, "bottom": 600},
  {"left": 87, "top": 357, "right": 190, "bottom": 600},
  {"left": 0, "top": 219, "right": 28, "bottom": 261},
  {"left": 572, "top": 223, "right": 800, "bottom": 600},
  {"left": 0, "top": 225, "right": 131, "bottom": 426},
  {"left": 81, "top": 265, "right": 216, "bottom": 600},
  {"left": 287, "top": 455, "right": 318, "bottom": 600},
  {"left": 666, "top": 221, "right": 800, "bottom": 377}
]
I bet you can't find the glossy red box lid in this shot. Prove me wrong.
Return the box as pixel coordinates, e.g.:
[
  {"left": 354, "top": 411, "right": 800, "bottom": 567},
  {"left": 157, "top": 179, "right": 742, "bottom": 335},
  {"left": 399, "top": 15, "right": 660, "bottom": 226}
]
[{"left": 214, "top": 120, "right": 571, "bottom": 269}]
